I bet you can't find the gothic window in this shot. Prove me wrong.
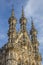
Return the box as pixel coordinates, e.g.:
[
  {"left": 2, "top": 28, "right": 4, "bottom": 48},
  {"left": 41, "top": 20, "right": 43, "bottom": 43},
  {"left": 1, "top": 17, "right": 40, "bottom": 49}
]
[
  {"left": 18, "top": 58, "right": 21, "bottom": 65},
  {"left": 25, "top": 61, "right": 28, "bottom": 65},
  {"left": 32, "top": 63, "right": 35, "bottom": 65},
  {"left": 0, "top": 63, "right": 1, "bottom": 65}
]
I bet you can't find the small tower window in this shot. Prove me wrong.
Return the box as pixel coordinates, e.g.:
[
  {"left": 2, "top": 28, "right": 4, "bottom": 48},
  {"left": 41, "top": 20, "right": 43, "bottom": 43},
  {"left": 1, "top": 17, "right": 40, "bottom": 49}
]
[
  {"left": 18, "top": 58, "right": 21, "bottom": 65},
  {"left": 32, "top": 63, "right": 35, "bottom": 65}
]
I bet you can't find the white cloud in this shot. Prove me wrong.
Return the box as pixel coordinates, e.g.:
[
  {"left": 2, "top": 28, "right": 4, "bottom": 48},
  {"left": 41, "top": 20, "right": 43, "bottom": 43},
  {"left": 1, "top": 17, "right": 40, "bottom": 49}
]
[
  {"left": 38, "top": 37, "right": 43, "bottom": 43},
  {"left": 24, "top": 0, "right": 43, "bottom": 43},
  {"left": 24, "top": 0, "right": 43, "bottom": 17},
  {"left": 24, "top": 0, "right": 43, "bottom": 36}
]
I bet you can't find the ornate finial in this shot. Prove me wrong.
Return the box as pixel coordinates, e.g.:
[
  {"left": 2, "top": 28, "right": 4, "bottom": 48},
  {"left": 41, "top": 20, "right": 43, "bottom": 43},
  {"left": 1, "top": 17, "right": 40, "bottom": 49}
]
[
  {"left": 11, "top": 4, "right": 14, "bottom": 17},
  {"left": 31, "top": 17, "right": 37, "bottom": 33},
  {"left": 31, "top": 17, "right": 34, "bottom": 29},
  {"left": 22, "top": 6, "right": 24, "bottom": 17}
]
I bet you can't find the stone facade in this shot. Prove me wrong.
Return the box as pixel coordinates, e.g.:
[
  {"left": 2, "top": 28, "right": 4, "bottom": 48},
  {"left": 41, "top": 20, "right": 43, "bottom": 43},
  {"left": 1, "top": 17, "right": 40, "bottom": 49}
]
[{"left": 0, "top": 7, "right": 42, "bottom": 65}]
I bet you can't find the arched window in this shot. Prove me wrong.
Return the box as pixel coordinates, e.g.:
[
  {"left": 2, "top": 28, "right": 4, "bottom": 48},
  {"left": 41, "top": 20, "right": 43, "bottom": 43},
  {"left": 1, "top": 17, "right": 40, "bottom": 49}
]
[
  {"left": 25, "top": 61, "right": 28, "bottom": 65},
  {"left": 32, "top": 63, "right": 35, "bottom": 65},
  {"left": 18, "top": 58, "right": 21, "bottom": 65}
]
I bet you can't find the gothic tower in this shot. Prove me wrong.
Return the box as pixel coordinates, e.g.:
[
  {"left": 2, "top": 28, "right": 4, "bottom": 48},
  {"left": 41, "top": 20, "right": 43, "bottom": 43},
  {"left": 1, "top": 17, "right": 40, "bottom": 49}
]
[
  {"left": 30, "top": 18, "right": 42, "bottom": 65},
  {"left": 8, "top": 6, "right": 17, "bottom": 43},
  {"left": 5, "top": 7, "right": 17, "bottom": 65},
  {"left": 20, "top": 6, "right": 27, "bottom": 32}
]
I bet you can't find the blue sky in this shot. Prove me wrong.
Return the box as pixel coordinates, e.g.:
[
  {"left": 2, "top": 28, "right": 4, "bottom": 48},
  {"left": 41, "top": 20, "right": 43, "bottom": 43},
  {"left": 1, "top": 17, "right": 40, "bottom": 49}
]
[{"left": 0, "top": 0, "right": 43, "bottom": 64}]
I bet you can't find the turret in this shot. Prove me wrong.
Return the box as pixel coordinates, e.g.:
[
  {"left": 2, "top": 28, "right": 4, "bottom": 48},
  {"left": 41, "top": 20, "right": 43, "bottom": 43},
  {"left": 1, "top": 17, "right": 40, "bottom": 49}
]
[
  {"left": 8, "top": 6, "right": 17, "bottom": 43},
  {"left": 30, "top": 18, "right": 42, "bottom": 63},
  {"left": 30, "top": 18, "right": 39, "bottom": 51},
  {"left": 20, "top": 6, "right": 27, "bottom": 32},
  {"left": 5, "top": 6, "right": 17, "bottom": 65}
]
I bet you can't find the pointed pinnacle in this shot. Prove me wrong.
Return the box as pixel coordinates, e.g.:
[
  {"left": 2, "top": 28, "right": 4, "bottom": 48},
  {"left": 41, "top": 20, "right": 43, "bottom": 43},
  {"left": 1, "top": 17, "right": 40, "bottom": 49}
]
[
  {"left": 22, "top": 6, "right": 24, "bottom": 17},
  {"left": 31, "top": 17, "right": 37, "bottom": 34},
  {"left": 31, "top": 17, "right": 34, "bottom": 29},
  {"left": 11, "top": 4, "right": 14, "bottom": 17}
]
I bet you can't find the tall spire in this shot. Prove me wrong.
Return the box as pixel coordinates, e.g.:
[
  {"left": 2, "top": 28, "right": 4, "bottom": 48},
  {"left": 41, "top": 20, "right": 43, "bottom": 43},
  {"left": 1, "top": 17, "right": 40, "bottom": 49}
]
[
  {"left": 8, "top": 4, "right": 17, "bottom": 43},
  {"left": 20, "top": 6, "right": 27, "bottom": 32},
  {"left": 11, "top": 5, "right": 14, "bottom": 17},
  {"left": 31, "top": 17, "right": 35, "bottom": 29},
  {"left": 30, "top": 17, "right": 42, "bottom": 62},
  {"left": 30, "top": 17, "right": 37, "bottom": 36},
  {"left": 22, "top": 6, "right": 24, "bottom": 17}
]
